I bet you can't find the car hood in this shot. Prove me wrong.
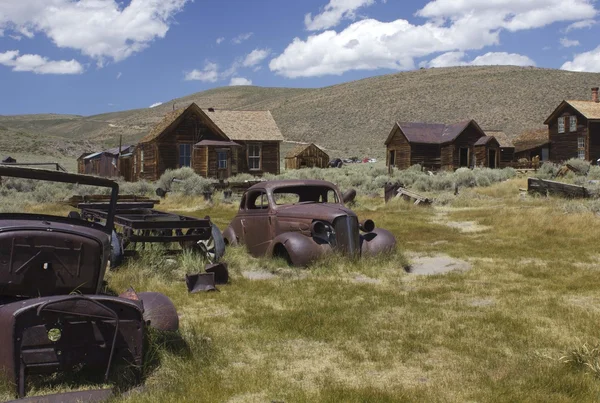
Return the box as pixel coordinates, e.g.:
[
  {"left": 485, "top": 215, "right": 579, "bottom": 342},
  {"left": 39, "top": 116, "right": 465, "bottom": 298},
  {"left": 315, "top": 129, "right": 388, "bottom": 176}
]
[{"left": 274, "top": 203, "right": 357, "bottom": 222}]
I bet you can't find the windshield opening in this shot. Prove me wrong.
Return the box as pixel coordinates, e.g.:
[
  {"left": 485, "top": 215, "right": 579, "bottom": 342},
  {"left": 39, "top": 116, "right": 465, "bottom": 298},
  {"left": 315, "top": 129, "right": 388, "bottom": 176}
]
[{"left": 272, "top": 185, "right": 340, "bottom": 205}]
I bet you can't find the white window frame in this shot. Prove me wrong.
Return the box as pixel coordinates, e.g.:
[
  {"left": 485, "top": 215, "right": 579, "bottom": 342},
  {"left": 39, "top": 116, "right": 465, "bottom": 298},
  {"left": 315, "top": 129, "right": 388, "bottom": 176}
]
[
  {"left": 570, "top": 116, "right": 577, "bottom": 132},
  {"left": 247, "top": 143, "right": 262, "bottom": 171},
  {"left": 578, "top": 136, "right": 586, "bottom": 160},
  {"left": 217, "top": 149, "right": 228, "bottom": 170},
  {"left": 179, "top": 143, "right": 192, "bottom": 167},
  {"left": 558, "top": 117, "right": 565, "bottom": 133},
  {"left": 578, "top": 149, "right": 585, "bottom": 160},
  {"left": 133, "top": 154, "right": 137, "bottom": 175},
  {"left": 140, "top": 150, "right": 144, "bottom": 173}
]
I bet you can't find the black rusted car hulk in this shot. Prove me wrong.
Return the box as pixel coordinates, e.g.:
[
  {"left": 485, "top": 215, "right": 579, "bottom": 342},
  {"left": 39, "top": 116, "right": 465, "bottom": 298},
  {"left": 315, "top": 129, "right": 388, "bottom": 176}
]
[{"left": 0, "top": 167, "right": 177, "bottom": 400}]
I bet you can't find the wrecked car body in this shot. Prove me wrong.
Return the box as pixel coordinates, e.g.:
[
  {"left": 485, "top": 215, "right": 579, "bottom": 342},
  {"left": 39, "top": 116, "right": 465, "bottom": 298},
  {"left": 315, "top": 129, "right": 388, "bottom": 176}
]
[{"left": 223, "top": 180, "right": 396, "bottom": 266}]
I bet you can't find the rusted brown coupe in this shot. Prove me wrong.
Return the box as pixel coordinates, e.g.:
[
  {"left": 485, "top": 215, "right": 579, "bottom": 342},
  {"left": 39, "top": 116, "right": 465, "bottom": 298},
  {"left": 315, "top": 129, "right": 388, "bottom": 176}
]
[{"left": 223, "top": 180, "right": 396, "bottom": 266}]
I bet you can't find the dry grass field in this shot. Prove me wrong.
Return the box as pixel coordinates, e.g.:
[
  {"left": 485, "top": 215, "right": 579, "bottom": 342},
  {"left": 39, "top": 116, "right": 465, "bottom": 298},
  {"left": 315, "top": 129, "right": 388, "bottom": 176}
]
[
  {"left": 2, "top": 174, "right": 600, "bottom": 401},
  {"left": 3, "top": 66, "right": 600, "bottom": 160}
]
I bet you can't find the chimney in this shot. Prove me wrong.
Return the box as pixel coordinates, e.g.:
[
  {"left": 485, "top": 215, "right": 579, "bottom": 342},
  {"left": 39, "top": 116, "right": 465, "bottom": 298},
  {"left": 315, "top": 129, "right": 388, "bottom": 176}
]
[
  {"left": 593, "top": 87, "right": 599, "bottom": 103},
  {"left": 208, "top": 107, "right": 215, "bottom": 112}
]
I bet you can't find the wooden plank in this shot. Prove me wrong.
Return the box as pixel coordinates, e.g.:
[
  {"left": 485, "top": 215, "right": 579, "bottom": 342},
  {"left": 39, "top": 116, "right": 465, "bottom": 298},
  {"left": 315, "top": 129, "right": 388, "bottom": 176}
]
[
  {"left": 527, "top": 177, "right": 590, "bottom": 198},
  {"left": 394, "top": 187, "right": 432, "bottom": 205}
]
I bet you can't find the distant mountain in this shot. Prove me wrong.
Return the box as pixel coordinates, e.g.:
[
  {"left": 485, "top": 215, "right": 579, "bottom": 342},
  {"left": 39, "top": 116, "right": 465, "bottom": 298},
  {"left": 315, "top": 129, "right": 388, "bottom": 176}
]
[{"left": 2, "top": 66, "right": 600, "bottom": 159}]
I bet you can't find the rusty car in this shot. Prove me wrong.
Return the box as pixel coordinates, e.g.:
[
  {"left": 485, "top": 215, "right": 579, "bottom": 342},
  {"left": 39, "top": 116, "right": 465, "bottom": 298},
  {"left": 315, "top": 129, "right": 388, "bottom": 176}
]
[
  {"left": 223, "top": 180, "right": 396, "bottom": 266},
  {"left": 0, "top": 167, "right": 178, "bottom": 400}
]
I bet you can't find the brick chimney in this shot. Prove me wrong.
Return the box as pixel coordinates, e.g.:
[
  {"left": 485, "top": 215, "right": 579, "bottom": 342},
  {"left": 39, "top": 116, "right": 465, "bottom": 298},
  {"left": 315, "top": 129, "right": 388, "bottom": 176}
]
[{"left": 593, "top": 87, "right": 599, "bottom": 103}]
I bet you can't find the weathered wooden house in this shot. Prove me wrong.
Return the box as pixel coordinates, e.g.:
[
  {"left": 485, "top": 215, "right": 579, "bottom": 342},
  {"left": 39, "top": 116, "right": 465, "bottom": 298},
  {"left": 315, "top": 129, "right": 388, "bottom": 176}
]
[
  {"left": 284, "top": 143, "right": 329, "bottom": 170},
  {"left": 384, "top": 120, "right": 493, "bottom": 170},
  {"left": 484, "top": 130, "right": 514, "bottom": 168},
  {"left": 134, "top": 103, "right": 283, "bottom": 181},
  {"left": 1, "top": 156, "right": 16, "bottom": 163},
  {"left": 546, "top": 87, "right": 600, "bottom": 162},
  {"left": 77, "top": 145, "right": 135, "bottom": 179},
  {"left": 514, "top": 128, "right": 550, "bottom": 161}
]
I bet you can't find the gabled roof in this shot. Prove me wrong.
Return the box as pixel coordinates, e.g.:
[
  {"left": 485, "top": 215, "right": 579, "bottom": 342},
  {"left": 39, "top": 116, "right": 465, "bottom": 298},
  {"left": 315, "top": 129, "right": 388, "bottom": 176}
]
[
  {"left": 104, "top": 145, "right": 133, "bottom": 155},
  {"left": 285, "top": 143, "right": 327, "bottom": 158},
  {"left": 203, "top": 109, "right": 284, "bottom": 142},
  {"left": 474, "top": 136, "right": 498, "bottom": 146},
  {"left": 385, "top": 120, "right": 482, "bottom": 145},
  {"left": 513, "top": 128, "right": 550, "bottom": 153},
  {"left": 544, "top": 100, "right": 600, "bottom": 124},
  {"left": 484, "top": 130, "right": 514, "bottom": 148}
]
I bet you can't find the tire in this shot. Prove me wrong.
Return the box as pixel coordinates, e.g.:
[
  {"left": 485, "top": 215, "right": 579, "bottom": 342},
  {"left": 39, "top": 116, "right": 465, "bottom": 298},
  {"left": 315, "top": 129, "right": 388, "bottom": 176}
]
[
  {"left": 67, "top": 211, "right": 81, "bottom": 220},
  {"left": 183, "top": 223, "right": 225, "bottom": 263},
  {"left": 110, "top": 230, "right": 124, "bottom": 269}
]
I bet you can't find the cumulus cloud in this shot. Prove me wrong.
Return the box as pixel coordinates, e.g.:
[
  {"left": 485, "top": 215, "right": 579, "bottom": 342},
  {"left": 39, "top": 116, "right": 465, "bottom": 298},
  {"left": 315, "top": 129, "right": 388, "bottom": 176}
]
[
  {"left": 560, "top": 37, "right": 580, "bottom": 48},
  {"left": 562, "top": 46, "right": 600, "bottom": 72},
  {"left": 185, "top": 62, "right": 220, "bottom": 82},
  {"left": 232, "top": 32, "right": 253, "bottom": 44},
  {"left": 305, "top": 0, "right": 376, "bottom": 31},
  {"left": 216, "top": 37, "right": 225, "bottom": 44},
  {"left": 243, "top": 48, "right": 271, "bottom": 67},
  {"left": 271, "top": 0, "right": 596, "bottom": 78},
  {"left": 229, "top": 77, "right": 252, "bottom": 86},
  {"left": 565, "top": 19, "right": 596, "bottom": 32},
  {"left": 149, "top": 102, "right": 163, "bottom": 108},
  {"left": 0, "top": 0, "right": 190, "bottom": 65},
  {"left": 424, "top": 51, "right": 535, "bottom": 68},
  {"left": 0, "top": 49, "right": 83, "bottom": 74}
]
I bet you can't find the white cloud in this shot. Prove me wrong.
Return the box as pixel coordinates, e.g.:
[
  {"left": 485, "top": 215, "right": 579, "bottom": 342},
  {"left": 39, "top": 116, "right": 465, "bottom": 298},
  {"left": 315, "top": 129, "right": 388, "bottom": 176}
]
[
  {"left": 243, "top": 48, "right": 271, "bottom": 67},
  {"left": 9, "top": 34, "right": 22, "bottom": 41},
  {"left": 565, "top": 19, "right": 596, "bottom": 32},
  {"left": 271, "top": 0, "right": 596, "bottom": 78},
  {"left": 216, "top": 37, "right": 225, "bottom": 44},
  {"left": 116, "top": 72, "right": 122, "bottom": 79},
  {"left": 562, "top": 46, "right": 600, "bottom": 72},
  {"left": 305, "top": 0, "right": 376, "bottom": 31},
  {"left": 560, "top": 37, "right": 580, "bottom": 48},
  {"left": 185, "top": 62, "right": 220, "bottom": 82},
  {"left": 0, "top": 49, "right": 83, "bottom": 74},
  {"left": 149, "top": 102, "right": 163, "bottom": 108},
  {"left": 229, "top": 77, "right": 252, "bottom": 86},
  {"left": 232, "top": 32, "right": 253, "bottom": 44},
  {"left": 425, "top": 51, "right": 535, "bottom": 68},
  {"left": 0, "top": 0, "right": 190, "bottom": 65}
]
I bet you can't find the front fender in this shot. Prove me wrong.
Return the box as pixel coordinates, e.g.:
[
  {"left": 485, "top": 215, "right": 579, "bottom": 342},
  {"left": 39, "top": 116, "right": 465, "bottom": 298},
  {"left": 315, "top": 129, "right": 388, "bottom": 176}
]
[
  {"left": 222, "top": 226, "right": 238, "bottom": 246},
  {"left": 267, "top": 232, "right": 332, "bottom": 267},
  {"left": 360, "top": 228, "right": 396, "bottom": 256}
]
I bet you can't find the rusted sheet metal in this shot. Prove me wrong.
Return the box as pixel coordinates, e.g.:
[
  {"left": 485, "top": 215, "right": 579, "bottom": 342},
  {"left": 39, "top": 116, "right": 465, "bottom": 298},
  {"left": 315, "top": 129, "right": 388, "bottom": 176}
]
[
  {"left": 342, "top": 189, "right": 356, "bottom": 204},
  {"left": 205, "top": 263, "right": 229, "bottom": 284},
  {"left": 223, "top": 180, "right": 397, "bottom": 267},
  {"left": 0, "top": 295, "right": 144, "bottom": 398},
  {"left": 6, "top": 388, "right": 113, "bottom": 403},
  {"left": 119, "top": 290, "right": 179, "bottom": 332},
  {"left": 186, "top": 273, "right": 218, "bottom": 293}
]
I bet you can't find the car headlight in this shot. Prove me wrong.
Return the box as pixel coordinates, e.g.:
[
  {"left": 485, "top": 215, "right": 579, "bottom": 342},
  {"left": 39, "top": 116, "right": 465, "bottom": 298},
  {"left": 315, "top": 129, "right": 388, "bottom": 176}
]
[{"left": 311, "top": 221, "right": 335, "bottom": 243}]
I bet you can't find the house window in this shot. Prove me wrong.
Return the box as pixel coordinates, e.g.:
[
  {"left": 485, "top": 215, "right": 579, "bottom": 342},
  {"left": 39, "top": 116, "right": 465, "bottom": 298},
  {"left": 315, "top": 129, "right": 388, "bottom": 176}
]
[
  {"left": 217, "top": 150, "right": 227, "bottom": 169},
  {"left": 558, "top": 117, "right": 565, "bottom": 133},
  {"left": 247, "top": 143, "right": 261, "bottom": 171},
  {"left": 140, "top": 150, "right": 144, "bottom": 173},
  {"left": 570, "top": 116, "right": 577, "bottom": 132},
  {"left": 578, "top": 136, "right": 586, "bottom": 160},
  {"left": 179, "top": 144, "right": 192, "bottom": 167}
]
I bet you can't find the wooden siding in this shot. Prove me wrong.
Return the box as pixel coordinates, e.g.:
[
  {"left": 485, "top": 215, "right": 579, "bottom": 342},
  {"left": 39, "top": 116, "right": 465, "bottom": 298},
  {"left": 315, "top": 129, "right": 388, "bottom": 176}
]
[
  {"left": 193, "top": 146, "right": 209, "bottom": 177},
  {"left": 549, "top": 104, "right": 588, "bottom": 162},
  {"left": 440, "top": 144, "right": 454, "bottom": 170},
  {"left": 236, "top": 141, "right": 280, "bottom": 176},
  {"left": 285, "top": 144, "right": 329, "bottom": 169},
  {"left": 589, "top": 121, "right": 600, "bottom": 163},
  {"left": 410, "top": 144, "right": 440, "bottom": 170},
  {"left": 474, "top": 143, "right": 500, "bottom": 168},
  {"left": 450, "top": 124, "right": 485, "bottom": 169},
  {"left": 499, "top": 148, "right": 515, "bottom": 168},
  {"left": 385, "top": 127, "right": 411, "bottom": 170}
]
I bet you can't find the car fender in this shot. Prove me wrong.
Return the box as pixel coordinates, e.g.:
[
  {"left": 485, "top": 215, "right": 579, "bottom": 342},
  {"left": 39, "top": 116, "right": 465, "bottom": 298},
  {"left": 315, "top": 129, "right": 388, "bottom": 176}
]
[
  {"left": 222, "top": 226, "right": 238, "bottom": 246},
  {"left": 267, "top": 232, "right": 332, "bottom": 267},
  {"left": 360, "top": 228, "right": 396, "bottom": 256}
]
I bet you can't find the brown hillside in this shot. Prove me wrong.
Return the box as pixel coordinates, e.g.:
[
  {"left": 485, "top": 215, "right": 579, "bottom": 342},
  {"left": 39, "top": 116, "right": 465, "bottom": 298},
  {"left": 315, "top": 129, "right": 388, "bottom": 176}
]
[{"left": 2, "top": 66, "right": 600, "bottom": 159}]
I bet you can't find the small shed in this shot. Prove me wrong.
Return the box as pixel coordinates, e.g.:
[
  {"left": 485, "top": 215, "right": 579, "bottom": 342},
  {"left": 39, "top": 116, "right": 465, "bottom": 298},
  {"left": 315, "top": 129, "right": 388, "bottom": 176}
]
[
  {"left": 514, "top": 128, "right": 550, "bottom": 161},
  {"left": 284, "top": 143, "right": 329, "bottom": 170},
  {"left": 77, "top": 145, "right": 135, "bottom": 178},
  {"left": 473, "top": 136, "right": 501, "bottom": 168},
  {"left": 484, "top": 130, "right": 514, "bottom": 168},
  {"left": 1, "top": 156, "right": 16, "bottom": 163}
]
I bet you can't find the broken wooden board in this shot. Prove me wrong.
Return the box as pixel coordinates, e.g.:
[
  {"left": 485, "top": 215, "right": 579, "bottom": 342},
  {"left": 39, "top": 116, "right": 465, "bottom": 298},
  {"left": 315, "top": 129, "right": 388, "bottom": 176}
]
[
  {"left": 395, "top": 187, "right": 433, "bottom": 205},
  {"left": 528, "top": 178, "right": 591, "bottom": 198}
]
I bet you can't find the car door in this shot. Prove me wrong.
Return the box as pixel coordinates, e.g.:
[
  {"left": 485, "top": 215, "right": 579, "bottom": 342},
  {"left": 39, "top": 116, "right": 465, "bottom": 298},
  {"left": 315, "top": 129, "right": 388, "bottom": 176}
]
[{"left": 240, "top": 189, "right": 273, "bottom": 257}]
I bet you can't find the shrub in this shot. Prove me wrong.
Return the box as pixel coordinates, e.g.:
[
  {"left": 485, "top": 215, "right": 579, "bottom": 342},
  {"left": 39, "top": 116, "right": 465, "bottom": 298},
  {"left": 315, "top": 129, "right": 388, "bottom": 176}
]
[
  {"left": 536, "top": 162, "right": 560, "bottom": 179},
  {"left": 565, "top": 158, "right": 590, "bottom": 175}
]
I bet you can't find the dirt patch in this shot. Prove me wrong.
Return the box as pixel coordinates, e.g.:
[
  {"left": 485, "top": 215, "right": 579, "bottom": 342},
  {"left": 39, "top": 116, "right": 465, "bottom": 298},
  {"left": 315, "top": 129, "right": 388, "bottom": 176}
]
[
  {"left": 406, "top": 254, "right": 471, "bottom": 276},
  {"left": 352, "top": 274, "right": 382, "bottom": 285},
  {"left": 242, "top": 271, "right": 277, "bottom": 280},
  {"left": 468, "top": 298, "right": 495, "bottom": 307},
  {"left": 445, "top": 221, "right": 491, "bottom": 233}
]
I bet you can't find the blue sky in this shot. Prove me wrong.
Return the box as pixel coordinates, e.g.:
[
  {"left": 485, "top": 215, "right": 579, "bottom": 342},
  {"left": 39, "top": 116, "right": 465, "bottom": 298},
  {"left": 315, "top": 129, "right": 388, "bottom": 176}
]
[{"left": 1, "top": 0, "right": 599, "bottom": 116}]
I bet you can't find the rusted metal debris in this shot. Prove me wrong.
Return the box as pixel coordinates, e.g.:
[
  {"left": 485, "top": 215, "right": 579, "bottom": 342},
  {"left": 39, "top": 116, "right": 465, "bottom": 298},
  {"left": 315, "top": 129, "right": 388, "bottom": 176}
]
[
  {"left": 0, "top": 167, "right": 179, "bottom": 399},
  {"left": 205, "top": 263, "right": 229, "bottom": 284},
  {"left": 342, "top": 188, "right": 356, "bottom": 204},
  {"left": 186, "top": 273, "right": 218, "bottom": 293},
  {"left": 223, "top": 180, "right": 396, "bottom": 267}
]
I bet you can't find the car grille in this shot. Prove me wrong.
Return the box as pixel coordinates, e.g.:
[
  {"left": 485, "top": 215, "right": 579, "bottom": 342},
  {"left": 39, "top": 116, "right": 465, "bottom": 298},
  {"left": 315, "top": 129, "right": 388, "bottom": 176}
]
[{"left": 333, "top": 216, "right": 360, "bottom": 256}]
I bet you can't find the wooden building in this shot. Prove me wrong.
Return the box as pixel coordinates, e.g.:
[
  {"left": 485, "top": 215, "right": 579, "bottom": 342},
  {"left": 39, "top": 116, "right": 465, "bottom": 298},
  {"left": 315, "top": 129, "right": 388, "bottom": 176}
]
[
  {"left": 77, "top": 145, "right": 135, "bottom": 179},
  {"left": 473, "top": 136, "right": 500, "bottom": 168},
  {"left": 484, "top": 130, "right": 514, "bottom": 168},
  {"left": 545, "top": 87, "right": 600, "bottom": 163},
  {"left": 384, "top": 120, "right": 491, "bottom": 170},
  {"left": 284, "top": 143, "right": 329, "bottom": 170},
  {"left": 134, "top": 103, "right": 284, "bottom": 181},
  {"left": 513, "top": 128, "right": 550, "bottom": 161}
]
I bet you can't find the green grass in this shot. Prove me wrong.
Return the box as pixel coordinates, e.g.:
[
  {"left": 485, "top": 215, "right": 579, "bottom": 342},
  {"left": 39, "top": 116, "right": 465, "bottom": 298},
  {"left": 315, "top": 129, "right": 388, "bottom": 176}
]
[{"left": 3, "top": 178, "right": 600, "bottom": 401}]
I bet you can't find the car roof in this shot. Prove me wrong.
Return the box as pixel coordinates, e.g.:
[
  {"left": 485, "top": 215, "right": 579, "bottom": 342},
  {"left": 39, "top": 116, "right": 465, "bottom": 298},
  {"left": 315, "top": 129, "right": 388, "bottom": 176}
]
[{"left": 247, "top": 179, "right": 339, "bottom": 192}]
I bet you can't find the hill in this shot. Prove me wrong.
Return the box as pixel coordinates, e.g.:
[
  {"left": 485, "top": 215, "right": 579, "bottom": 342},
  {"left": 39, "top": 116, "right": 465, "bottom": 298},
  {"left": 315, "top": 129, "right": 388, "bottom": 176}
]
[{"left": 2, "top": 66, "right": 600, "bottom": 160}]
